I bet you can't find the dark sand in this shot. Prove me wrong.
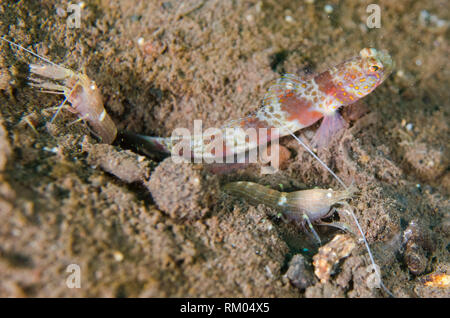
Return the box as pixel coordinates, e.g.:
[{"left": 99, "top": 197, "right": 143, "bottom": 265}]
[{"left": 0, "top": 0, "right": 448, "bottom": 297}]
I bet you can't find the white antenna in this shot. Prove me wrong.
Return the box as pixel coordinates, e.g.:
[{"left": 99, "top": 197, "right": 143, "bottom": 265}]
[
  {"left": 289, "top": 131, "right": 347, "bottom": 189},
  {"left": 1, "top": 36, "right": 59, "bottom": 67},
  {"left": 348, "top": 208, "right": 395, "bottom": 297},
  {"left": 1, "top": 36, "right": 72, "bottom": 123},
  {"left": 272, "top": 117, "right": 348, "bottom": 189}
]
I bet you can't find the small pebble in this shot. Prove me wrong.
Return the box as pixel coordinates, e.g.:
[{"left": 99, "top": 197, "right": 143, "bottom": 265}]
[
  {"left": 131, "top": 15, "right": 141, "bottom": 22},
  {"left": 265, "top": 265, "right": 273, "bottom": 278},
  {"left": 286, "top": 254, "right": 316, "bottom": 290},
  {"left": 404, "top": 243, "right": 427, "bottom": 275},
  {"left": 255, "top": 1, "right": 262, "bottom": 13},
  {"left": 113, "top": 251, "right": 124, "bottom": 262},
  {"left": 42, "top": 146, "right": 59, "bottom": 154},
  {"left": 56, "top": 7, "right": 67, "bottom": 18},
  {"left": 359, "top": 23, "right": 368, "bottom": 33},
  {"left": 419, "top": 10, "right": 430, "bottom": 26},
  {"left": 285, "top": 15, "right": 294, "bottom": 23},
  {"left": 313, "top": 234, "right": 356, "bottom": 283},
  {"left": 324, "top": 4, "right": 333, "bottom": 14},
  {"left": 422, "top": 273, "right": 450, "bottom": 288},
  {"left": 162, "top": 2, "right": 172, "bottom": 10}
]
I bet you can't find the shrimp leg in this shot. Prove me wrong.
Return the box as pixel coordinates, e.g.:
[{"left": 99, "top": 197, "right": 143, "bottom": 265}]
[{"left": 302, "top": 213, "right": 322, "bottom": 245}]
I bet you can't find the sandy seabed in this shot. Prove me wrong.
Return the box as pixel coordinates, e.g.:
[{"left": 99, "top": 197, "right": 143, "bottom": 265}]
[{"left": 0, "top": 0, "right": 448, "bottom": 297}]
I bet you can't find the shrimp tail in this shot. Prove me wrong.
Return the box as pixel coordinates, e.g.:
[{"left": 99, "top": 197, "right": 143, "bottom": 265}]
[{"left": 223, "top": 181, "right": 285, "bottom": 209}]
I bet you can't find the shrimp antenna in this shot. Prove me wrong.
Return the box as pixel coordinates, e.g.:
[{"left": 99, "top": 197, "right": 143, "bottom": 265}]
[
  {"left": 272, "top": 117, "right": 348, "bottom": 190},
  {"left": 0, "top": 36, "right": 59, "bottom": 67},
  {"left": 1, "top": 36, "right": 69, "bottom": 123},
  {"left": 347, "top": 207, "right": 395, "bottom": 297},
  {"left": 289, "top": 132, "right": 348, "bottom": 189}
]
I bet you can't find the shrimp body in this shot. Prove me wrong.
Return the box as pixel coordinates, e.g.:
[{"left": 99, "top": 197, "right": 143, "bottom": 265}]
[
  {"left": 141, "top": 48, "right": 393, "bottom": 158},
  {"left": 223, "top": 181, "right": 355, "bottom": 223},
  {"left": 0, "top": 37, "right": 117, "bottom": 144},
  {"left": 29, "top": 65, "right": 117, "bottom": 144},
  {"left": 223, "top": 181, "right": 395, "bottom": 296}
]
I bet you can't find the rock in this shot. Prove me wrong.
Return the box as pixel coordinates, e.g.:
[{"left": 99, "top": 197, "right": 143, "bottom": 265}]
[
  {"left": 83, "top": 140, "right": 154, "bottom": 184},
  {"left": 147, "top": 158, "right": 220, "bottom": 221},
  {"left": 402, "top": 220, "right": 434, "bottom": 275},
  {"left": 313, "top": 234, "right": 356, "bottom": 283},
  {"left": 404, "top": 242, "right": 427, "bottom": 275},
  {"left": 0, "top": 118, "right": 11, "bottom": 171},
  {"left": 403, "top": 142, "right": 447, "bottom": 182},
  {"left": 286, "top": 254, "right": 316, "bottom": 290}
]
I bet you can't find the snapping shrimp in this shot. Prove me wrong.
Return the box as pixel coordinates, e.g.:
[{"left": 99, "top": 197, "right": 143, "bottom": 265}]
[
  {"left": 0, "top": 37, "right": 117, "bottom": 144},
  {"left": 223, "top": 181, "right": 356, "bottom": 243},
  {"left": 223, "top": 181, "right": 395, "bottom": 297}
]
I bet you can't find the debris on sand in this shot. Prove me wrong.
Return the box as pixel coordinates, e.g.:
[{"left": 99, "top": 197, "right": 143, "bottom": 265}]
[
  {"left": 83, "top": 139, "right": 155, "bottom": 184},
  {"left": 286, "top": 254, "right": 316, "bottom": 290},
  {"left": 313, "top": 234, "right": 356, "bottom": 283}
]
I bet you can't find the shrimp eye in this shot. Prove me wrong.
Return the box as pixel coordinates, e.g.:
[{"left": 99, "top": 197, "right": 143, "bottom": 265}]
[{"left": 371, "top": 65, "right": 380, "bottom": 72}]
